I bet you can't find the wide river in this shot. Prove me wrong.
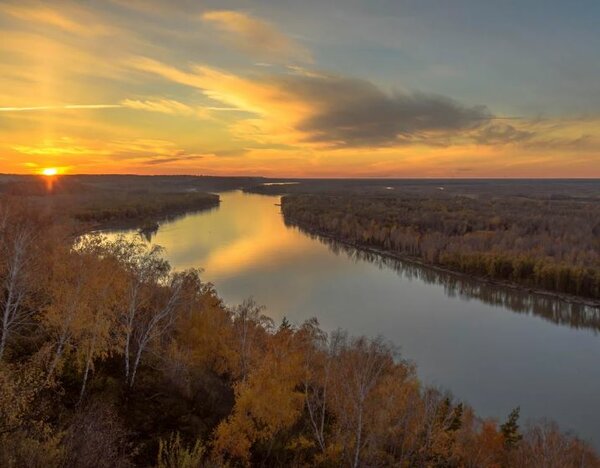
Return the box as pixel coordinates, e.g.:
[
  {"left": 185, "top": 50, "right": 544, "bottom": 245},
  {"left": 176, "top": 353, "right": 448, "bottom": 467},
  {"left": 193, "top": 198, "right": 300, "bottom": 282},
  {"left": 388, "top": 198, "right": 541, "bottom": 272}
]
[{"left": 122, "top": 190, "right": 600, "bottom": 445}]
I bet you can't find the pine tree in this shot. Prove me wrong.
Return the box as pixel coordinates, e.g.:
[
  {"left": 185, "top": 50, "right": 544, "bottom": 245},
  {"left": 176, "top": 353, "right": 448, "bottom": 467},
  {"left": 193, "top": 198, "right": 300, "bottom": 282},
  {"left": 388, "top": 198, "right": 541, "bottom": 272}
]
[
  {"left": 500, "top": 407, "right": 523, "bottom": 449},
  {"left": 279, "top": 316, "right": 293, "bottom": 332}
]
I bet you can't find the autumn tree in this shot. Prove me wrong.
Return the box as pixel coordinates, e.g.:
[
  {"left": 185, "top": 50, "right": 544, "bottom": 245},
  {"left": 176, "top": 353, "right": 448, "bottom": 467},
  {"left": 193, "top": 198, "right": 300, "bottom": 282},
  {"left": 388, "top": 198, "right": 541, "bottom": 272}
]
[
  {"left": 73, "top": 236, "right": 124, "bottom": 401},
  {"left": 0, "top": 352, "right": 62, "bottom": 466},
  {"left": 231, "top": 297, "right": 273, "bottom": 381},
  {"left": 511, "top": 420, "right": 599, "bottom": 468},
  {"left": 43, "top": 245, "right": 98, "bottom": 383},
  {"left": 0, "top": 201, "right": 50, "bottom": 360},
  {"left": 212, "top": 321, "right": 305, "bottom": 465},
  {"left": 95, "top": 236, "right": 174, "bottom": 386},
  {"left": 127, "top": 270, "right": 188, "bottom": 388},
  {"left": 325, "top": 334, "right": 395, "bottom": 467}
]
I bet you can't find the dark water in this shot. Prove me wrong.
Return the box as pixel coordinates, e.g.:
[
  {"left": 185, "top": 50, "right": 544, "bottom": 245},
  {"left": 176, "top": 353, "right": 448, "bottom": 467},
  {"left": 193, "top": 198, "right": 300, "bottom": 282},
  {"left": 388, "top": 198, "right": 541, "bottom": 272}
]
[{"left": 122, "top": 190, "right": 600, "bottom": 446}]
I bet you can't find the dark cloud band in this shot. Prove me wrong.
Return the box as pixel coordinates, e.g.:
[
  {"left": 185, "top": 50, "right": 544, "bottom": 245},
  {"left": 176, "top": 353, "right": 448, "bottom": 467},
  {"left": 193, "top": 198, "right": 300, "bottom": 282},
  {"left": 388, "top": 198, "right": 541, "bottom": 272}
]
[{"left": 273, "top": 74, "right": 491, "bottom": 147}]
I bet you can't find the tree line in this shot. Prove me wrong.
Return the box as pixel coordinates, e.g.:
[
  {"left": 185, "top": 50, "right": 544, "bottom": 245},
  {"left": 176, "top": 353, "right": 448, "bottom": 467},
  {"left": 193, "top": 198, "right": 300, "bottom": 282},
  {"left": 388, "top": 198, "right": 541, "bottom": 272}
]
[
  {"left": 282, "top": 193, "right": 600, "bottom": 300},
  {"left": 1, "top": 198, "right": 598, "bottom": 467},
  {"left": 308, "top": 231, "right": 600, "bottom": 333},
  {"left": 72, "top": 192, "right": 220, "bottom": 226}
]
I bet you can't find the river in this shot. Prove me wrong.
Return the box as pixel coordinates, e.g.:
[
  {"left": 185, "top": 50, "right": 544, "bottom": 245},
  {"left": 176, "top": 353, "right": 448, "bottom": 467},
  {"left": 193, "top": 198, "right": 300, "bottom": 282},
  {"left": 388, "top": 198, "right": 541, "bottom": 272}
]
[{"left": 119, "top": 190, "right": 600, "bottom": 446}]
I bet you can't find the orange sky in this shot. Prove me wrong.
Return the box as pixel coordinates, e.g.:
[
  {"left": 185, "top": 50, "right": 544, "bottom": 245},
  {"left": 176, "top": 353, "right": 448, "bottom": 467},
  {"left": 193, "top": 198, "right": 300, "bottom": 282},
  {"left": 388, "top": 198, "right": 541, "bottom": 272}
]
[{"left": 0, "top": 1, "right": 598, "bottom": 177}]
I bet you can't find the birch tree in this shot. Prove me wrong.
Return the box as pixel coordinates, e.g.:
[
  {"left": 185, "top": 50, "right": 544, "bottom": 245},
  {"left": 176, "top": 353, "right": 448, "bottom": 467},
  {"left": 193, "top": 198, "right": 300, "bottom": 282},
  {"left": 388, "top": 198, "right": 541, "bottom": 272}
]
[
  {"left": 75, "top": 237, "right": 124, "bottom": 402},
  {"left": 300, "top": 321, "right": 343, "bottom": 454},
  {"left": 231, "top": 298, "right": 273, "bottom": 381},
  {"left": 127, "top": 271, "right": 186, "bottom": 388},
  {"left": 330, "top": 335, "right": 395, "bottom": 468},
  {"left": 0, "top": 204, "right": 39, "bottom": 359},
  {"left": 99, "top": 236, "right": 169, "bottom": 384},
  {"left": 43, "top": 248, "right": 95, "bottom": 382}
]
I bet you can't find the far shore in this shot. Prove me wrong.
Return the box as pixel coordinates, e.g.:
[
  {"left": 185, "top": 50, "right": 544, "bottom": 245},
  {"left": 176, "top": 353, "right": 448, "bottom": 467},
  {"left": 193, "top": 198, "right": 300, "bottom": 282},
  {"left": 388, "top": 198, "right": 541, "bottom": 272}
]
[{"left": 285, "top": 216, "right": 600, "bottom": 310}]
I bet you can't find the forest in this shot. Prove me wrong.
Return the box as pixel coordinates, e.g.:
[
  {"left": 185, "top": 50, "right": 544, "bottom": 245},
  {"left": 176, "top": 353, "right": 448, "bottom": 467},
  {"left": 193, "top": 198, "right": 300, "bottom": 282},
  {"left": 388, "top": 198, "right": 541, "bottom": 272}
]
[
  {"left": 0, "top": 175, "right": 225, "bottom": 231},
  {"left": 1, "top": 197, "right": 599, "bottom": 467},
  {"left": 281, "top": 192, "right": 600, "bottom": 301}
]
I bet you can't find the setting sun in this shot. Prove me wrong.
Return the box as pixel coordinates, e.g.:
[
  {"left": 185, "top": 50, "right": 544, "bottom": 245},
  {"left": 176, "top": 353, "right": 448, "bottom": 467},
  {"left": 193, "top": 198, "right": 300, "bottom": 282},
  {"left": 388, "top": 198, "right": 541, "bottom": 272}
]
[{"left": 41, "top": 168, "right": 58, "bottom": 177}]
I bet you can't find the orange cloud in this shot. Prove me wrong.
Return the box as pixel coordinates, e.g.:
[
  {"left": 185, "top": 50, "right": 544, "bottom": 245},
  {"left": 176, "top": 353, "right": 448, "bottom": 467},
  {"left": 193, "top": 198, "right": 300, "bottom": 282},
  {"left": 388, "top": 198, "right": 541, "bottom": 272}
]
[{"left": 131, "top": 58, "right": 494, "bottom": 149}]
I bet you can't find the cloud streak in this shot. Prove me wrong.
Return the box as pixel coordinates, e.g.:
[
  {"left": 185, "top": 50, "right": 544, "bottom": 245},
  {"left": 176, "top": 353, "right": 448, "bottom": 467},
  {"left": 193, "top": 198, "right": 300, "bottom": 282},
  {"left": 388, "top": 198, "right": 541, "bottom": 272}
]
[
  {"left": 142, "top": 153, "right": 204, "bottom": 165},
  {"left": 202, "top": 10, "right": 312, "bottom": 63},
  {"left": 0, "top": 104, "right": 121, "bottom": 112},
  {"left": 0, "top": 3, "right": 114, "bottom": 37}
]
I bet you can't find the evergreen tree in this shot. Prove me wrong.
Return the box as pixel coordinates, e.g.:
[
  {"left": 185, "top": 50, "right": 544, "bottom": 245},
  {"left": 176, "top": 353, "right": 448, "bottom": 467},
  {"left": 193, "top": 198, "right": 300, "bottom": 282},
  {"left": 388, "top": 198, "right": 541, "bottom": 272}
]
[{"left": 500, "top": 407, "right": 523, "bottom": 449}]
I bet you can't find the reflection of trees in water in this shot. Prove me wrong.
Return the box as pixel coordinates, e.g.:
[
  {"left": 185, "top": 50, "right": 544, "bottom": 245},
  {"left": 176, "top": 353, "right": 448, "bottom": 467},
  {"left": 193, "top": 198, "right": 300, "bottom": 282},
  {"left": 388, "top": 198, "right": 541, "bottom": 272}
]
[
  {"left": 112, "top": 205, "right": 221, "bottom": 243},
  {"left": 293, "top": 225, "right": 600, "bottom": 334}
]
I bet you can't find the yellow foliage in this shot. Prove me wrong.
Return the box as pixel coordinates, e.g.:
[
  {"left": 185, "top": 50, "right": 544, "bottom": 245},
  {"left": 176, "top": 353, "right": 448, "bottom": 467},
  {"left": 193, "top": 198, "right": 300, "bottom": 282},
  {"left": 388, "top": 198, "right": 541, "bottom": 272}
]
[
  {"left": 212, "top": 328, "right": 306, "bottom": 463},
  {"left": 157, "top": 432, "right": 206, "bottom": 468}
]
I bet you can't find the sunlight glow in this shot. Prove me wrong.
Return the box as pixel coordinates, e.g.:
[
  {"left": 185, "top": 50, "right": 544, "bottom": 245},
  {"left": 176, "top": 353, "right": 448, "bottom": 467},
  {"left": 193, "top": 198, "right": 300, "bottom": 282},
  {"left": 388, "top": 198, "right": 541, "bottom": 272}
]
[{"left": 41, "top": 167, "right": 58, "bottom": 176}]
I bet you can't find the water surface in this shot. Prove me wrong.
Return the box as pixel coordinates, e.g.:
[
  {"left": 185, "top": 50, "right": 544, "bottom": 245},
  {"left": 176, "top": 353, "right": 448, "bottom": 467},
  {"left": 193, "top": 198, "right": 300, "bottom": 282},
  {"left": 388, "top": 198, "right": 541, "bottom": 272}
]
[{"left": 124, "top": 191, "right": 600, "bottom": 445}]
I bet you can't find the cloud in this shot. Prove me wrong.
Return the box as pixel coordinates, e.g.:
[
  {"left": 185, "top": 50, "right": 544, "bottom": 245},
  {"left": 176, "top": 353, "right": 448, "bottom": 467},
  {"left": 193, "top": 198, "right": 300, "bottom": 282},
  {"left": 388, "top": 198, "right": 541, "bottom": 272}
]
[
  {"left": 0, "top": 104, "right": 121, "bottom": 112},
  {"left": 120, "top": 98, "right": 243, "bottom": 117},
  {"left": 133, "top": 59, "right": 491, "bottom": 148},
  {"left": 474, "top": 123, "right": 534, "bottom": 145},
  {"left": 120, "top": 98, "right": 209, "bottom": 118},
  {"left": 202, "top": 10, "right": 312, "bottom": 63},
  {"left": 278, "top": 74, "right": 492, "bottom": 147},
  {"left": 121, "top": 99, "right": 191, "bottom": 114},
  {"left": 0, "top": 99, "right": 232, "bottom": 119},
  {"left": 12, "top": 137, "right": 111, "bottom": 156},
  {"left": 0, "top": 3, "right": 114, "bottom": 37},
  {"left": 142, "top": 153, "right": 204, "bottom": 165},
  {"left": 524, "top": 133, "right": 596, "bottom": 151},
  {"left": 11, "top": 137, "right": 205, "bottom": 168}
]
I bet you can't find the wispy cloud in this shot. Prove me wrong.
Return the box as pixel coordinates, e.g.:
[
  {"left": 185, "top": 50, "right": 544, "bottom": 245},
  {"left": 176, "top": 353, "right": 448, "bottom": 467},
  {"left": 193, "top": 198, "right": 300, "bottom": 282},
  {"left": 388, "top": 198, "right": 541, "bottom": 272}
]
[
  {"left": 202, "top": 10, "right": 312, "bottom": 63},
  {"left": 0, "top": 3, "right": 114, "bottom": 37},
  {"left": 120, "top": 98, "right": 245, "bottom": 116},
  {"left": 473, "top": 123, "right": 534, "bottom": 145},
  {"left": 0, "top": 104, "right": 121, "bottom": 112},
  {"left": 120, "top": 99, "right": 210, "bottom": 118},
  {"left": 142, "top": 153, "right": 204, "bottom": 165},
  {"left": 12, "top": 137, "right": 111, "bottom": 157},
  {"left": 11, "top": 137, "right": 208, "bottom": 169}
]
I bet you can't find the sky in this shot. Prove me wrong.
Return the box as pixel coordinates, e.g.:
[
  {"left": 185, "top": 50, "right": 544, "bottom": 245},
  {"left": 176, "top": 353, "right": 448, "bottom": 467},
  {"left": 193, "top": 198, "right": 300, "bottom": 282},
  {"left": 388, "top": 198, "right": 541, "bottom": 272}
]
[{"left": 0, "top": 0, "right": 599, "bottom": 177}]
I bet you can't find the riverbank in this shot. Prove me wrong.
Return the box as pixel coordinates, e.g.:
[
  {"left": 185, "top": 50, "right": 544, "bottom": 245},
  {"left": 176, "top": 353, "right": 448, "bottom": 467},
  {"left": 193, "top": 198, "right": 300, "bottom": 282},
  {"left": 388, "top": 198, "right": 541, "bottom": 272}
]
[
  {"left": 284, "top": 216, "right": 600, "bottom": 310},
  {"left": 6, "top": 189, "right": 221, "bottom": 237},
  {"left": 73, "top": 192, "right": 220, "bottom": 233},
  {"left": 0, "top": 174, "right": 272, "bottom": 235},
  {"left": 281, "top": 192, "right": 600, "bottom": 303}
]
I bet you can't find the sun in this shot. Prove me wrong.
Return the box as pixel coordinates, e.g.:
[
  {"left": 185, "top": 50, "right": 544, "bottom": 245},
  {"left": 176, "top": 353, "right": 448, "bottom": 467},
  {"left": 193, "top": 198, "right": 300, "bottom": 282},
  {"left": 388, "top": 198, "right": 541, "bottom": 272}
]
[{"left": 41, "top": 167, "right": 58, "bottom": 176}]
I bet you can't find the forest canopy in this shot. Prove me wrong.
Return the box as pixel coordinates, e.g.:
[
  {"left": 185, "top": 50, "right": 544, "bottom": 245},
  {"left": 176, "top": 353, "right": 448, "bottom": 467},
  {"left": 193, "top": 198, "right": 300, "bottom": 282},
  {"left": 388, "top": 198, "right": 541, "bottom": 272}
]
[
  {"left": 1, "top": 196, "right": 599, "bottom": 466},
  {"left": 282, "top": 192, "right": 600, "bottom": 300}
]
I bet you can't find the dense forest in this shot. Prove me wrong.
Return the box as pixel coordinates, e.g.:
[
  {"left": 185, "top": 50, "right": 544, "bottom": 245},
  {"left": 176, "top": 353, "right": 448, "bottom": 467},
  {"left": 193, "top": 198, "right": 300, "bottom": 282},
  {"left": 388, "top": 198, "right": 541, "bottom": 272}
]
[
  {"left": 282, "top": 193, "right": 600, "bottom": 300},
  {"left": 1, "top": 198, "right": 599, "bottom": 467},
  {"left": 0, "top": 175, "right": 221, "bottom": 231},
  {"left": 71, "top": 191, "right": 219, "bottom": 227}
]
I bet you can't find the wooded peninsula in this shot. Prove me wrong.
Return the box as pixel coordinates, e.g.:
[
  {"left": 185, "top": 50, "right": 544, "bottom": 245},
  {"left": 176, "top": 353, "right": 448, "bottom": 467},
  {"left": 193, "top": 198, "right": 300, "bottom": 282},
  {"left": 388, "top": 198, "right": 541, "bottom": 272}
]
[{"left": 281, "top": 185, "right": 600, "bottom": 303}]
